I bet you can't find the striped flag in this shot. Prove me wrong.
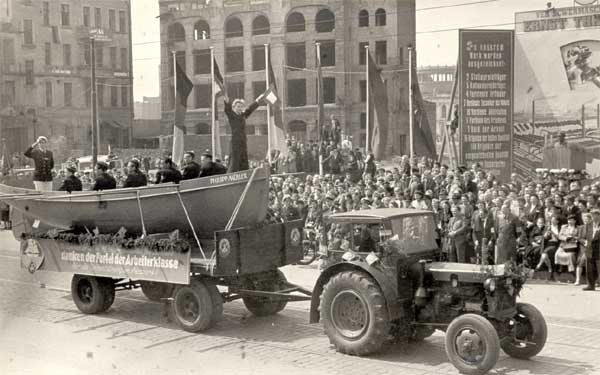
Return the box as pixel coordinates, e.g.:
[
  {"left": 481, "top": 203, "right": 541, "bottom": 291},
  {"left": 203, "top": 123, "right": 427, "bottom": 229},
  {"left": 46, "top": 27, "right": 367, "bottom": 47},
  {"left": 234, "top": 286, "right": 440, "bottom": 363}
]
[
  {"left": 172, "top": 62, "right": 193, "bottom": 165},
  {"left": 316, "top": 44, "right": 325, "bottom": 144},
  {"left": 267, "top": 48, "right": 288, "bottom": 157},
  {"left": 367, "top": 52, "right": 388, "bottom": 160},
  {"left": 212, "top": 57, "right": 224, "bottom": 158}
]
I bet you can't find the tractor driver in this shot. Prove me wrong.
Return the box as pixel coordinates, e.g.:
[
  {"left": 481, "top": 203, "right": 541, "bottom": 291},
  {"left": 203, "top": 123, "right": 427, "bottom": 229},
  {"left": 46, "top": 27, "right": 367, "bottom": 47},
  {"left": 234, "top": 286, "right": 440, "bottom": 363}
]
[{"left": 359, "top": 224, "right": 381, "bottom": 253}]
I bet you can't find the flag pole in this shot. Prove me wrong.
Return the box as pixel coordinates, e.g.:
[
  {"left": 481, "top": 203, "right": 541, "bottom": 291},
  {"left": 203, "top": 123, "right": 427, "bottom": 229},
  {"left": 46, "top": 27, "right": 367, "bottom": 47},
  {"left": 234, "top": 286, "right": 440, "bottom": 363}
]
[
  {"left": 210, "top": 46, "right": 216, "bottom": 159},
  {"left": 316, "top": 42, "right": 323, "bottom": 176},
  {"left": 265, "top": 43, "right": 271, "bottom": 164},
  {"left": 365, "top": 45, "right": 370, "bottom": 156},
  {"left": 408, "top": 47, "right": 414, "bottom": 170},
  {"left": 172, "top": 50, "right": 177, "bottom": 164}
]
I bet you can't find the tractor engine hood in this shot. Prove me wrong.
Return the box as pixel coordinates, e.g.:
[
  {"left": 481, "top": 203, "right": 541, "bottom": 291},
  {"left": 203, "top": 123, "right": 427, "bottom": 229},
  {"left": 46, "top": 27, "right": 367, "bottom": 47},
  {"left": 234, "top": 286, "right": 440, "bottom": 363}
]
[{"left": 425, "top": 262, "right": 507, "bottom": 283}]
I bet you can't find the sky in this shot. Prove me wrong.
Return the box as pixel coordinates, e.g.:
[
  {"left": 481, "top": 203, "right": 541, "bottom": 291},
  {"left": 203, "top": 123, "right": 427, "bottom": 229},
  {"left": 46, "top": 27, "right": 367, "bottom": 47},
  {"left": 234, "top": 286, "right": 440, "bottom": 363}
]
[{"left": 131, "top": 0, "right": 581, "bottom": 101}]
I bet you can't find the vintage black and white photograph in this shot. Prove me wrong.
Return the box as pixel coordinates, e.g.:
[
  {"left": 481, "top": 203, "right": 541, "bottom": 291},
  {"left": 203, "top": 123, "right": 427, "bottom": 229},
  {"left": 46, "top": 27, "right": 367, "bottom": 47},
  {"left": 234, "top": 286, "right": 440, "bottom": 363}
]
[{"left": 1, "top": 0, "right": 600, "bottom": 374}]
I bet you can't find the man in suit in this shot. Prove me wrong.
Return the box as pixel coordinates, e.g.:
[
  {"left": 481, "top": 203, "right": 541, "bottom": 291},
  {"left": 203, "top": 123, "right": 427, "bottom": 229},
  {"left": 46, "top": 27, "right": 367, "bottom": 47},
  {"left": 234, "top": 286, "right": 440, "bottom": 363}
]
[
  {"left": 58, "top": 166, "right": 82, "bottom": 193},
  {"left": 181, "top": 151, "right": 200, "bottom": 180},
  {"left": 92, "top": 161, "right": 117, "bottom": 191},
  {"left": 472, "top": 201, "right": 495, "bottom": 264},
  {"left": 448, "top": 205, "right": 469, "bottom": 263},
  {"left": 564, "top": 195, "right": 583, "bottom": 226},
  {"left": 155, "top": 158, "right": 182, "bottom": 184},
  {"left": 583, "top": 209, "right": 600, "bottom": 291}
]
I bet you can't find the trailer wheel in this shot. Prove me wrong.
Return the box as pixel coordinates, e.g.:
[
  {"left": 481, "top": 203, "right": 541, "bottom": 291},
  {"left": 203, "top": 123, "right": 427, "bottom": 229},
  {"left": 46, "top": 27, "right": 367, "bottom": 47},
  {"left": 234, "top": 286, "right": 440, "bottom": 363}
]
[
  {"left": 71, "top": 274, "right": 112, "bottom": 314},
  {"left": 100, "top": 278, "right": 116, "bottom": 312},
  {"left": 242, "top": 271, "right": 288, "bottom": 317},
  {"left": 501, "top": 303, "right": 547, "bottom": 359},
  {"left": 445, "top": 314, "right": 500, "bottom": 375},
  {"left": 320, "top": 270, "right": 390, "bottom": 356},
  {"left": 140, "top": 281, "right": 175, "bottom": 302},
  {"left": 205, "top": 280, "right": 224, "bottom": 324},
  {"left": 171, "top": 279, "right": 215, "bottom": 332}
]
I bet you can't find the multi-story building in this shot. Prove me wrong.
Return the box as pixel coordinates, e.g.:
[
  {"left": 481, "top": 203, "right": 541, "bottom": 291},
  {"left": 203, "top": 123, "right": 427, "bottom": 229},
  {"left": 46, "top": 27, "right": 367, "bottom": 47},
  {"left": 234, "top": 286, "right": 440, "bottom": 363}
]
[
  {"left": 417, "top": 65, "right": 455, "bottom": 151},
  {"left": 0, "top": 0, "right": 133, "bottom": 158},
  {"left": 158, "top": 0, "right": 416, "bottom": 157}
]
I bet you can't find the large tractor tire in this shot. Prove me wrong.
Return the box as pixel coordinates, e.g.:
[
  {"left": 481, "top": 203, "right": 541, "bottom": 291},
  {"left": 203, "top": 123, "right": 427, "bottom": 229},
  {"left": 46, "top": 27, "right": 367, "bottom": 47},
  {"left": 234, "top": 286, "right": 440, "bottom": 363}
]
[
  {"left": 242, "top": 271, "right": 288, "bottom": 317},
  {"left": 71, "top": 274, "right": 115, "bottom": 314},
  {"left": 205, "top": 280, "right": 224, "bottom": 324},
  {"left": 501, "top": 302, "right": 547, "bottom": 359},
  {"left": 171, "top": 279, "right": 216, "bottom": 332},
  {"left": 140, "top": 281, "right": 175, "bottom": 302},
  {"left": 319, "top": 270, "right": 390, "bottom": 356},
  {"left": 445, "top": 314, "right": 500, "bottom": 375}
]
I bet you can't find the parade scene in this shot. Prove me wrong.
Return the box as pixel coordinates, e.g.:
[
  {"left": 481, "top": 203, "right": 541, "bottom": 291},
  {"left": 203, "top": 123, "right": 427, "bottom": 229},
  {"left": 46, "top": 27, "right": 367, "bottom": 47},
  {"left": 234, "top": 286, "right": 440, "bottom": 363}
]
[{"left": 2, "top": 1, "right": 600, "bottom": 375}]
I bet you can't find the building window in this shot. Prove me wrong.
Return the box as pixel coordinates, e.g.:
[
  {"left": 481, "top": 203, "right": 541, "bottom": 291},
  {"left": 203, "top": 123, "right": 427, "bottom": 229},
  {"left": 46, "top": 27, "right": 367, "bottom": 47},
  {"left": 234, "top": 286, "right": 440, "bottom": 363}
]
[
  {"left": 111, "top": 86, "right": 118, "bottom": 107},
  {"left": 2, "top": 39, "right": 15, "bottom": 65},
  {"left": 225, "top": 46, "right": 244, "bottom": 72},
  {"left": 108, "top": 9, "right": 116, "bottom": 31},
  {"left": 45, "top": 81, "right": 53, "bottom": 107},
  {"left": 359, "top": 42, "right": 368, "bottom": 65},
  {"left": 83, "top": 6, "right": 90, "bottom": 27},
  {"left": 96, "top": 46, "right": 103, "bottom": 67},
  {"left": 315, "top": 9, "right": 335, "bottom": 33},
  {"left": 61, "top": 4, "right": 70, "bottom": 26},
  {"left": 193, "top": 49, "right": 210, "bottom": 74},
  {"left": 2, "top": 80, "right": 15, "bottom": 107},
  {"left": 83, "top": 43, "right": 91, "bottom": 65},
  {"left": 42, "top": 2, "right": 50, "bottom": 26},
  {"left": 110, "top": 47, "right": 117, "bottom": 69},
  {"left": 44, "top": 42, "right": 52, "bottom": 65},
  {"left": 358, "top": 10, "right": 369, "bottom": 27},
  {"left": 226, "top": 82, "right": 245, "bottom": 101},
  {"left": 119, "top": 10, "right": 126, "bottom": 32},
  {"left": 252, "top": 81, "right": 266, "bottom": 106},
  {"left": 25, "top": 60, "right": 34, "bottom": 85},
  {"left": 399, "top": 47, "right": 404, "bottom": 65},
  {"left": 287, "top": 79, "right": 306, "bottom": 107},
  {"left": 195, "top": 122, "right": 210, "bottom": 134},
  {"left": 286, "top": 42, "right": 305, "bottom": 69},
  {"left": 252, "top": 45, "right": 265, "bottom": 71},
  {"left": 94, "top": 7, "right": 102, "bottom": 28},
  {"left": 286, "top": 12, "right": 305, "bottom": 32},
  {"left": 359, "top": 80, "right": 366, "bottom": 102},
  {"left": 194, "top": 84, "right": 211, "bottom": 108},
  {"left": 441, "top": 104, "right": 447, "bottom": 119},
  {"left": 252, "top": 15, "right": 270, "bottom": 35},
  {"left": 318, "top": 40, "right": 335, "bottom": 67},
  {"left": 323, "top": 77, "right": 335, "bottom": 104},
  {"left": 375, "top": 8, "right": 386, "bottom": 26},
  {"left": 120, "top": 48, "right": 128, "bottom": 70},
  {"left": 225, "top": 17, "right": 243, "bottom": 38},
  {"left": 52, "top": 26, "right": 60, "bottom": 43},
  {"left": 360, "top": 113, "right": 366, "bottom": 129},
  {"left": 64, "top": 82, "right": 72, "bottom": 107},
  {"left": 121, "top": 86, "right": 128, "bottom": 107},
  {"left": 97, "top": 82, "right": 104, "bottom": 108},
  {"left": 194, "top": 19, "right": 210, "bottom": 40},
  {"left": 23, "top": 20, "right": 33, "bottom": 45},
  {"left": 168, "top": 22, "right": 185, "bottom": 42},
  {"left": 376, "top": 40, "right": 387, "bottom": 65},
  {"left": 63, "top": 44, "right": 71, "bottom": 66}
]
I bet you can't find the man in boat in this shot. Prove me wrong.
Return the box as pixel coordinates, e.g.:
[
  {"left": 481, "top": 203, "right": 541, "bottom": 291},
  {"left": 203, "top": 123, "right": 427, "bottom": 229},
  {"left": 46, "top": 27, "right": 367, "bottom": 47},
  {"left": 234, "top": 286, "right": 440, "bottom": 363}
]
[
  {"left": 123, "top": 159, "right": 147, "bottom": 188},
  {"left": 223, "top": 92, "right": 265, "bottom": 173},
  {"left": 58, "top": 166, "right": 82, "bottom": 193},
  {"left": 198, "top": 151, "right": 226, "bottom": 178},
  {"left": 92, "top": 161, "right": 117, "bottom": 191},
  {"left": 181, "top": 151, "right": 200, "bottom": 180},
  {"left": 24, "top": 136, "right": 54, "bottom": 191},
  {"left": 155, "top": 157, "right": 182, "bottom": 184}
]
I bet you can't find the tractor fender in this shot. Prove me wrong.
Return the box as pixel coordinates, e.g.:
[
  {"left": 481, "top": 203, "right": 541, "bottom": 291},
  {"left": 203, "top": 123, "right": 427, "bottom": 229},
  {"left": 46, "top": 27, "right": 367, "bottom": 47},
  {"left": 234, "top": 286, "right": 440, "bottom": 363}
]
[{"left": 309, "top": 260, "right": 400, "bottom": 324}]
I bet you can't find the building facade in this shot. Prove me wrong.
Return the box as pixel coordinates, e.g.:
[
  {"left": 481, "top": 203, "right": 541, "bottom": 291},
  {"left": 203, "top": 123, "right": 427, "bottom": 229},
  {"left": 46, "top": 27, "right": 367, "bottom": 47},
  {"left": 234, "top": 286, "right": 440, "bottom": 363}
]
[
  {"left": 158, "top": 0, "right": 415, "bottom": 157},
  {"left": 417, "top": 65, "right": 455, "bottom": 152},
  {"left": 0, "top": 0, "right": 133, "bottom": 158}
]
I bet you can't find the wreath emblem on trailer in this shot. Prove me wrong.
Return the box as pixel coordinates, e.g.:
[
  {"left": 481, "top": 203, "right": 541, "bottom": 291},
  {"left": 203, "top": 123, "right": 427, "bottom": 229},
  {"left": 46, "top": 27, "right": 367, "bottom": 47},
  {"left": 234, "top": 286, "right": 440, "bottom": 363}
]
[
  {"left": 290, "top": 228, "right": 301, "bottom": 246},
  {"left": 20, "top": 239, "right": 45, "bottom": 274},
  {"left": 218, "top": 238, "right": 231, "bottom": 258}
]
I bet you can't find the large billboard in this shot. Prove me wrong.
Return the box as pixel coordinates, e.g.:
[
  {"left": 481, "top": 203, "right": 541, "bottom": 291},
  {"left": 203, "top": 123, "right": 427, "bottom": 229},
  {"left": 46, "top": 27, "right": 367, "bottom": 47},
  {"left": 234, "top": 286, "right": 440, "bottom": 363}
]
[{"left": 459, "top": 29, "right": 514, "bottom": 182}]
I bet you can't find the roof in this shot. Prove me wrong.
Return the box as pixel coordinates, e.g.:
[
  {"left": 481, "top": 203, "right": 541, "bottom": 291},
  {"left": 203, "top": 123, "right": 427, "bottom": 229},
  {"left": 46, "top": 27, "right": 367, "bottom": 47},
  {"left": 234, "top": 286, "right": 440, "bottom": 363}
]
[{"left": 327, "top": 208, "right": 432, "bottom": 223}]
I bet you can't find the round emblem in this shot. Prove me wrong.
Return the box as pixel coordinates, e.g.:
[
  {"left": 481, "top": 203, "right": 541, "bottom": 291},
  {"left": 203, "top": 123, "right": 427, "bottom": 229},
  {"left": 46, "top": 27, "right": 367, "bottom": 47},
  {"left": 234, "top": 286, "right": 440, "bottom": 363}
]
[
  {"left": 218, "top": 238, "right": 231, "bottom": 258},
  {"left": 20, "top": 239, "right": 44, "bottom": 274},
  {"left": 290, "top": 228, "right": 301, "bottom": 246}
]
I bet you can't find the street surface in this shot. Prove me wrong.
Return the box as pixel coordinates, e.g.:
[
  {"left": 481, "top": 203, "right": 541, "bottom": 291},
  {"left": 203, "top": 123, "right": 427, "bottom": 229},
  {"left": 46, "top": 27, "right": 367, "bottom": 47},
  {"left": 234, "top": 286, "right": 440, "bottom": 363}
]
[{"left": 1, "top": 230, "right": 599, "bottom": 375}]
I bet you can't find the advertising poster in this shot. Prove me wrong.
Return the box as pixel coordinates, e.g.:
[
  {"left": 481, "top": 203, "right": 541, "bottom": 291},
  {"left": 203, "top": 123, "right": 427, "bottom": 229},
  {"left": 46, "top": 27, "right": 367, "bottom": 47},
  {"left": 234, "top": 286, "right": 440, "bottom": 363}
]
[{"left": 459, "top": 29, "right": 514, "bottom": 182}]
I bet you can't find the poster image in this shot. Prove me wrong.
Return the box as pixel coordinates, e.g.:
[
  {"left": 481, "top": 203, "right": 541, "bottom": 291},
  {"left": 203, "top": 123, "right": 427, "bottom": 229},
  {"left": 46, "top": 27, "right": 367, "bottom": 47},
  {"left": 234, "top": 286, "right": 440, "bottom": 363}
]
[{"left": 561, "top": 40, "right": 600, "bottom": 90}]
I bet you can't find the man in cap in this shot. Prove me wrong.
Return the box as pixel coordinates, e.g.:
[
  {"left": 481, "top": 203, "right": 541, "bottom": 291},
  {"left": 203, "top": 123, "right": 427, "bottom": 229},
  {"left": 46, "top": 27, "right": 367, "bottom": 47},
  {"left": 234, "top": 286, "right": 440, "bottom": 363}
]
[
  {"left": 199, "top": 150, "right": 226, "bottom": 177},
  {"left": 58, "top": 166, "right": 82, "bottom": 193},
  {"left": 583, "top": 209, "right": 600, "bottom": 291},
  {"left": 92, "top": 161, "right": 117, "bottom": 191},
  {"left": 155, "top": 157, "right": 182, "bottom": 184},
  {"left": 181, "top": 151, "right": 200, "bottom": 180},
  {"left": 24, "top": 136, "right": 54, "bottom": 191}
]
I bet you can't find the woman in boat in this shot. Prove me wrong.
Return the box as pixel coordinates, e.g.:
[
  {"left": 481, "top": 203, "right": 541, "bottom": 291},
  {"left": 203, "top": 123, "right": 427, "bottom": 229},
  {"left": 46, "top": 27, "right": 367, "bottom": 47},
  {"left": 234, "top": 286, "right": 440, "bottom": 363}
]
[{"left": 123, "top": 159, "right": 147, "bottom": 188}]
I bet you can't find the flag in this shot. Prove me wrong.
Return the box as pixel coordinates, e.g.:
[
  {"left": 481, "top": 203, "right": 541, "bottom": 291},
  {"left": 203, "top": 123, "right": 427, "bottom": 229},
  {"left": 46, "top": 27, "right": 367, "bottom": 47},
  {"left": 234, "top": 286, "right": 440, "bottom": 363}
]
[
  {"left": 267, "top": 48, "right": 288, "bottom": 158},
  {"left": 212, "top": 57, "right": 224, "bottom": 158},
  {"left": 316, "top": 45, "right": 325, "bottom": 144},
  {"left": 411, "top": 75, "right": 437, "bottom": 159},
  {"left": 367, "top": 52, "right": 389, "bottom": 160},
  {"left": 173, "top": 61, "right": 193, "bottom": 165}
]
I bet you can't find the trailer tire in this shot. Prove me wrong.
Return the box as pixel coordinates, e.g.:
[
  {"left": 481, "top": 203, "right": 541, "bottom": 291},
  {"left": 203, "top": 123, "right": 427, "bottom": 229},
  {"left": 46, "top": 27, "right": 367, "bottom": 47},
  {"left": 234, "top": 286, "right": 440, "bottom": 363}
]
[
  {"left": 205, "top": 280, "right": 224, "bottom": 324},
  {"left": 71, "top": 274, "right": 111, "bottom": 314},
  {"left": 242, "top": 271, "right": 288, "bottom": 317},
  {"left": 171, "top": 279, "right": 215, "bottom": 332},
  {"left": 100, "top": 278, "right": 116, "bottom": 312},
  {"left": 140, "top": 281, "right": 175, "bottom": 302}
]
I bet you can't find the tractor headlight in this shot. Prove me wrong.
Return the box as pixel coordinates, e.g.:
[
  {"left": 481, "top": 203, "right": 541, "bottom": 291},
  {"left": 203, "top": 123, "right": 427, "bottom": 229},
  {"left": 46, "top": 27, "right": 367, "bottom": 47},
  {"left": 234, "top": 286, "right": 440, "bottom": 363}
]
[
  {"left": 451, "top": 275, "right": 459, "bottom": 288},
  {"left": 484, "top": 278, "right": 496, "bottom": 292}
]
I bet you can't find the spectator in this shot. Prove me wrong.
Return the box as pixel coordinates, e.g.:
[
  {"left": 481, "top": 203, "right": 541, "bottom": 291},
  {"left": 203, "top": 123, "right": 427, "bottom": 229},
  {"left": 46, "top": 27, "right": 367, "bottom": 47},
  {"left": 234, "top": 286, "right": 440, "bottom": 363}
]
[{"left": 58, "top": 166, "right": 82, "bottom": 193}]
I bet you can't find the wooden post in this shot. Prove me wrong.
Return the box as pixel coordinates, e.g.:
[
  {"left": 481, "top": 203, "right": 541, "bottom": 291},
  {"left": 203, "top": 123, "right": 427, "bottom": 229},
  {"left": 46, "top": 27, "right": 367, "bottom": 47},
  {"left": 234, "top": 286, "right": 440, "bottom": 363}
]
[
  {"left": 582, "top": 104, "right": 586, "bottom": 137},
  {"left": 531, "top": 100, "right": 535, "bottom": 135}
]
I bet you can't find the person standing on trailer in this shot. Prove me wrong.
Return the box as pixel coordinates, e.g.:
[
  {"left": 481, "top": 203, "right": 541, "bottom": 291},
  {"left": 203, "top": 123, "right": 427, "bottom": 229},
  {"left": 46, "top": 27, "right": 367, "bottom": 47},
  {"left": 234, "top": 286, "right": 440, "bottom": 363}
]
[
  {"left": 24, "top": 136, "right": 54, "bottom": 191},
  {"left": 223, "top": 93, "right": 264, "bottom": 172}
]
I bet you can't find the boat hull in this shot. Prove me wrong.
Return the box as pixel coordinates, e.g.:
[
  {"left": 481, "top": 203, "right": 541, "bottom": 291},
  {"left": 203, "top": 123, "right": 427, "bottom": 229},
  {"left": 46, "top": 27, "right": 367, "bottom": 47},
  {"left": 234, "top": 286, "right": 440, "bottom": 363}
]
[{"left": 2, "top": 168, "right": 270, "bottom": 236}]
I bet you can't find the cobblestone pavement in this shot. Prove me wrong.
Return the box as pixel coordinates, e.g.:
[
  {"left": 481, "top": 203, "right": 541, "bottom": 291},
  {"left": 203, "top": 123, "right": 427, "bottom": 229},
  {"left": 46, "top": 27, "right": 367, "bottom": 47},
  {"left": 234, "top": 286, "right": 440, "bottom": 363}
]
[{"left": 1, "top": 232, "right": 600, "bottom": 375}]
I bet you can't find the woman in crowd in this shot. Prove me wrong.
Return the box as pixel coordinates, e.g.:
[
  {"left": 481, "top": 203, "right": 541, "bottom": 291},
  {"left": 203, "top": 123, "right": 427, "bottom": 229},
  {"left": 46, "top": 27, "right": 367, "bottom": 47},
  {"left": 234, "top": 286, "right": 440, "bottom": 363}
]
[{"left": 555, "top": 215, "right": 580, "bottom": 275}]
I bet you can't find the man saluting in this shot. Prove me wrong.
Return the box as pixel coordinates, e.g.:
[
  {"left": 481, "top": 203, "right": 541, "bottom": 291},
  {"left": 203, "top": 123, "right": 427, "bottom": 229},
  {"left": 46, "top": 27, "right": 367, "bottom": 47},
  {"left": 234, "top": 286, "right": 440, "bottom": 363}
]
[
  {"left": 223, "top": 92, "right": 264, "bottom": 172},
  {"left": 24, "top": 136, "right": 54, "bottom": 191}
]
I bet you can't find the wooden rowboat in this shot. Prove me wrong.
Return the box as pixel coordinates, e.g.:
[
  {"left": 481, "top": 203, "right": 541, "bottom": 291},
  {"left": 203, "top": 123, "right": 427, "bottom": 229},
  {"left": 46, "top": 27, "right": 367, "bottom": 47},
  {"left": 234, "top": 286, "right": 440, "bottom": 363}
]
[{"left": 0, "top": 168, "right": 269, "bottom": 236}]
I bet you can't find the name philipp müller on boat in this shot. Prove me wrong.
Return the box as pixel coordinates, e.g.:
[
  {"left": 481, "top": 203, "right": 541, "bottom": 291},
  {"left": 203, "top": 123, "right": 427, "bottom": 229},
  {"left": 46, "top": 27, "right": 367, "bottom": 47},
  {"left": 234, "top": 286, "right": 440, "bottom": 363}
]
[{"left": 209, "top": 172, "right": 249, "bottom": 185}]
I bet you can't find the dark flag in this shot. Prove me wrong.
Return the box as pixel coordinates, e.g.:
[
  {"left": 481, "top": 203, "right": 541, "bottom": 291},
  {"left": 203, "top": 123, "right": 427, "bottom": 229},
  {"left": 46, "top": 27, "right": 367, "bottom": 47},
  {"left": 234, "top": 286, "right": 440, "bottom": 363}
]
[
  {"left": 173, "top": 62, "right": 193, "bottom": 164},
  {"left": 367, "top": 52, "right": 389, "bottom": 160},
  {"left": 267, "top": 48, "right": 287, "bottom": 157},
  {"left": 316, "top": 44, "right": 325, "bottom": 144},
  {"left": 213, "top": 57, "right": 224, "bottom": 120}
]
